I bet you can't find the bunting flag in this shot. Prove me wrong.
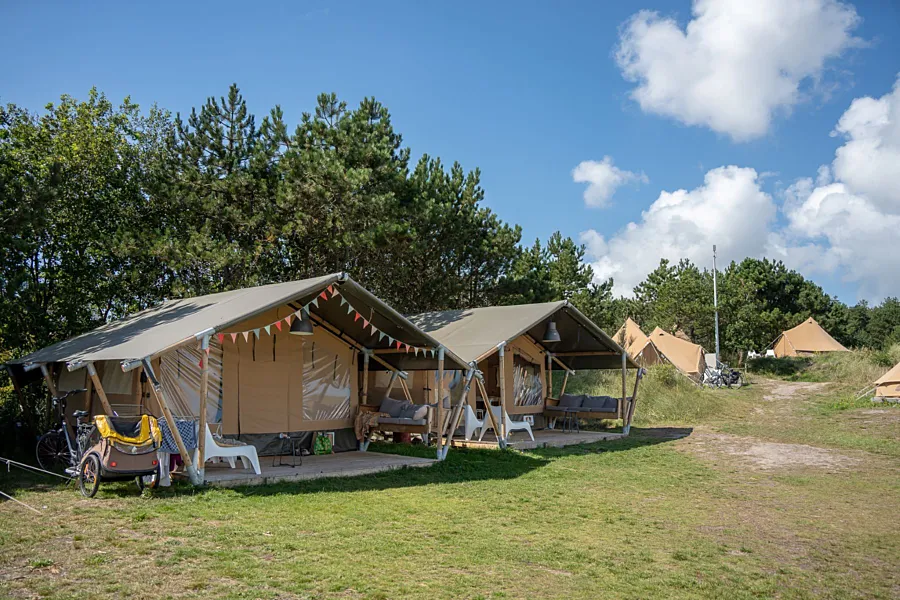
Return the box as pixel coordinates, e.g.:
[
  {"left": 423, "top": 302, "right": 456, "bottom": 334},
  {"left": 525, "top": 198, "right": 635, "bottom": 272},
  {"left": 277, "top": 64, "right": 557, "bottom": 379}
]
[
  {"left": 198, "top": 358, "right": 203, "bottom": 368},
  {"left": 210, "top": 283, "right": 428, "bottom": 354}
]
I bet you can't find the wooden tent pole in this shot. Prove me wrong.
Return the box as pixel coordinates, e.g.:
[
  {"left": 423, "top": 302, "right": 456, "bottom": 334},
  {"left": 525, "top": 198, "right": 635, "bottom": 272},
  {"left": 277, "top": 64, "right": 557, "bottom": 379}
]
[
  {"left": 197, "top": 335, "right": 211, "bottom": 476},
  {"left": 619, "top": 352, "right": 626, "bottom": 421},
  {"left": 435, "top": 347, "right": 445, "bottom": 456},
  {"left": 547, "top": 352, "right": 553, "bottom": 398},
  {"left": 498, "top": 343, "right": 507, "bottom": 442},
  {"left": 142, "top": 358, "right": 202, "bottom": 485},
  {"left": 383, "top": 371, "right": 399, "bottom": 401},
  {"left": 39, "top": 364, "right": 58, "bottom": 423},
  {"left": 362, "top": 351, "right": 370, "bottom": 406},
  {"left": 440, "top": 367, "right": 475, "bottom": 459},
  {"left": 398, "top": 376, "right": 413, "bottom": 403},
  {"left": 85, "top": 363, "right": 113, "bottom": 415},
  {"left": 476, "top": 376, "right": 505, "bottom": 449},
  {"left": 559, "top": 372, "right": 570, "bottom": 398},
  {"left": 624, "top": 369, "right": 644, "bottom": 435}
]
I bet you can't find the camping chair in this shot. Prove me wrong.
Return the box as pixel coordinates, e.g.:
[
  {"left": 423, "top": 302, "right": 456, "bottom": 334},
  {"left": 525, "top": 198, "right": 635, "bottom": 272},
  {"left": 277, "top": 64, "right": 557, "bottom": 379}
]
[
  {"left": 196, "top": 424, "right": 262, "bottom": 475},
  {"left": 477, "top": 404, "right": 534, "bottom": 442},
  {"left": 463, "top": 405, "right": 487, "bottom": 441}
]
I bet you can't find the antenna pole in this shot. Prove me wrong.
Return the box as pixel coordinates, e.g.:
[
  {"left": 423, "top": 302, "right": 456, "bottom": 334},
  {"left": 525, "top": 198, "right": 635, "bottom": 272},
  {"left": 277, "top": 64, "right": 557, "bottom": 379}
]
[{"left": 712, "top": 245, "right": 720, "bottom": 361}]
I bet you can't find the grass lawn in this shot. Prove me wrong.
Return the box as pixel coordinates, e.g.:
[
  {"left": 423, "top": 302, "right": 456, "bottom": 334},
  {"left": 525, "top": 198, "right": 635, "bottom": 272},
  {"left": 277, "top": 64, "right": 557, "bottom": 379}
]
[{"left": 1, "top": 366, "right": 898, "bottom": 599}]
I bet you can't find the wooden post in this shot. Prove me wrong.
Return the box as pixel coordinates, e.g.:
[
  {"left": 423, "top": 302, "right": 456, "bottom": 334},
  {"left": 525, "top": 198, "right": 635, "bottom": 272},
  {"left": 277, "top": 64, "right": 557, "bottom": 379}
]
[
  {"left": 439, "top": 367, "right": 475, "bottom": 459},
  {"left": 547, "top": 351, "right": 553, "bottom": 398},
  {"left": 40, "top": 364, "right": 58, "bottom": 423},
  {"left": 86, "top": 363, "right": 113, "bottom": 415},
  {"left": 435, "top": 347, "right": 445, "bottom": 456},
  {"left": 498, "top": 344, "right": 507, "bottom": 442},
  {"left": 142, "top": 358, "right": 202, "bottom": 485},
  {"left": 620, "top": 351, "right": 627, "bottom": 421},
  {"left": 624, "top": 369, "right": 644, "bottom": 435},
  {"left": 197, "top": 335, "right": 211, "bottom": 477},
  {"left": 85, "top": 371, "right": 94, "bottom": 416},
  {"left": 476, "top": 376, "right": 505, "bottom": 449},
  {"left": 398, "top": 376, "right": 413, "bottom": 403},
  {"left": 559, "top": 371, "right": 570, "bottom": 398},
  {"left": 382, "top": 370, "right": 399, "bottom": 402},
  {"left": 361, "top": 351, "right": 370, "bottom": 406}
]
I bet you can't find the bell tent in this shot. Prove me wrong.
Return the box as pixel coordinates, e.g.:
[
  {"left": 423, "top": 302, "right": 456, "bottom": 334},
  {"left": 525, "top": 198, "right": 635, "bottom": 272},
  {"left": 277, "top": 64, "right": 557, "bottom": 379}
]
[
  {"left": 874, "top": 362, "right": 900, "bottom": 400},
  {"left": 772, "top": 318, "right": 849, "bottom": 358},
  {"left": 648, "top": 327, "right": 706, "bottom": 380},
  {"left": 614, "top": 318, "right": 662, "bottom": 366}
]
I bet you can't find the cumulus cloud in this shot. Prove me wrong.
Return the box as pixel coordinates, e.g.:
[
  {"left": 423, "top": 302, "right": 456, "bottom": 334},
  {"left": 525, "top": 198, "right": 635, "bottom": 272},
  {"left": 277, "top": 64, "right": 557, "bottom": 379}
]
[
  {"left": 775, "top": 76, "right": 900, "bottom": 299},
  {"left": 581, "top": 77, "right": 900, "bottom": 301},
  {"left": 616, "top": 0, "right": 862, "bottom": 140},
  {"left": 572, "top": 157, "right": 648, "bottom": 208},
  {"left": 581, "top": 166, "right": 776, "bottom": 295}
]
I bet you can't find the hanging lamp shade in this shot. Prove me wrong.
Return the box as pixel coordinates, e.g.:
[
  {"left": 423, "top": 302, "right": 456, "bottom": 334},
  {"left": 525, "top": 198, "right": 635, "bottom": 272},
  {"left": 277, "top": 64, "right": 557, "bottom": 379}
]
[
  {"left": 542, "top": 320, "right": 561, "bottom": 343},
  {"left": 290, "top": 312, "right": 314, "bottom": 336}
]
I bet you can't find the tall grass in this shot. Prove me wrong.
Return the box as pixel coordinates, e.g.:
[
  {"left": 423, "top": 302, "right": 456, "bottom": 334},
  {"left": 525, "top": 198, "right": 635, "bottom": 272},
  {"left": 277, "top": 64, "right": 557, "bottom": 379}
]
[
  {"left": 563, "top": 364, "right": 733, "bottom": 426},
  {"left": 747, "top": 344, "right": 900, "bottom": 392}
]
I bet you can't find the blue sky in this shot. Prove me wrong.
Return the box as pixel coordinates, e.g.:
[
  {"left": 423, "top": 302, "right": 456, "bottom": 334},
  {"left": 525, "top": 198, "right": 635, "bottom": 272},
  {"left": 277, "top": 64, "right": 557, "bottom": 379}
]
[{"left": 2, "top": 0, "right": 899, "bottom": 303}]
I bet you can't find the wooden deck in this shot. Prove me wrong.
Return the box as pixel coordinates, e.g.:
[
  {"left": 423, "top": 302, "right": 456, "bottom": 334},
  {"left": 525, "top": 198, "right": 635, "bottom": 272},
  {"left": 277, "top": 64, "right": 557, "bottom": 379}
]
[
  {"left": 451, "top": 428, "right": 624, "bottom": 450},
  {"left": 202, "top": 451, "right": 437, "bottom": 487}
]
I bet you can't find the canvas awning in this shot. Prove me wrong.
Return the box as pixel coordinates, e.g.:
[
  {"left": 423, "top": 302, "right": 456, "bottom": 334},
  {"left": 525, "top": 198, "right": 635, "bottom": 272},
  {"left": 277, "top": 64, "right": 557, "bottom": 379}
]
[
  {"left": 648, "top": 327, "right": 705, "bottom": 378},
  {"left": 409, "top": 301, "right": 633, "bottom": 370},
  {"left": 7, "top": 273, "right": 468, "bottom": 383},
  {"left": 772, "top": 317, "right": 849, "bottom": 357},
  {"left": 614, "top": 318, "right": 664, "bottom": 366}
]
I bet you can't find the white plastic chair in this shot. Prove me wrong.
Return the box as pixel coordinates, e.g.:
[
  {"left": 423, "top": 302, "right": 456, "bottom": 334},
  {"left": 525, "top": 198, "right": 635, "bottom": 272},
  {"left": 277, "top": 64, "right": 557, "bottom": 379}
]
[
  {"left": 463, "top": 405, "right": 487, "bottom": 441},
  {"left": 196, "top": 424, "right": 262, "bottom": 475},
  {"left": 478, "top": 404, "right": 534, "bottom": 442}
]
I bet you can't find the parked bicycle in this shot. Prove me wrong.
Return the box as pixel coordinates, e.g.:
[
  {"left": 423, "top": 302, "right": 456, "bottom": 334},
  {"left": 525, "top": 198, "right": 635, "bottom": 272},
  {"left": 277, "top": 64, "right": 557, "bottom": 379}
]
[
  {"left": 35, "top": 389, "right": 91, "bottom": 474},
  {"left": 702, "top": 364, "right": 744, "bottom": 388}
]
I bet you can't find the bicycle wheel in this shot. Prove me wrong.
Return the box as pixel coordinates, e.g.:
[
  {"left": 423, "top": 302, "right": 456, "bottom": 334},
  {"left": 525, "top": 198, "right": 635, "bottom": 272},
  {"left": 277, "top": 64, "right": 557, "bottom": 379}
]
[
  {"left": 730, "top": 374, "right": 744, "bottom": 389},
  {"left": 78, "top": 454, "right": 101, "bottom": 498},
  {"left": 36, "top": 431, "right": 70, "bottom": 472}
]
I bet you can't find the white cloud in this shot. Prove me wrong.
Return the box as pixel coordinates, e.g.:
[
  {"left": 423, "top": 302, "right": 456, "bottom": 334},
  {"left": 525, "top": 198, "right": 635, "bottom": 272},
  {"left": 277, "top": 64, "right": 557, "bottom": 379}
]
[
  {"left": 572, "top": 156, "right": 648, "bottom": 208},
  {"left": 774, "top": 77, "right": 900, "bottom": 300},
  {"left": 581, "top": 166, "right": 776, "bottom": 295},
  {"left": 616, "top": 0, "right": 862, "bottom": 141},
  {"left": 582, "top": 77, "right": 900, "bottom": 302}
]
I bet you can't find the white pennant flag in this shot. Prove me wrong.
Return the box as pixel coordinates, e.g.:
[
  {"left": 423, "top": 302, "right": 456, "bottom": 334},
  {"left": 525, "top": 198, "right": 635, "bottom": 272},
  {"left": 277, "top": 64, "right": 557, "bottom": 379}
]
[
  {"left": 370, "top": 323, "right": 378, "bottom": 335},
  {"left": 242, "top": 331, "right": 250, "bottom": 343}
]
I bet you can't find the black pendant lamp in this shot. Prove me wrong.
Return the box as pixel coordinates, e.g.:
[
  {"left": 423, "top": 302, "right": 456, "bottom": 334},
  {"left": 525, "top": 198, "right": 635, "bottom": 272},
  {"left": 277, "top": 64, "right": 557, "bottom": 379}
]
[
  {"left": 542, "top": 320, "right": 561, "bottom": 343},
  {"left": 290, "top": 312, "right": 314, "bottom": 336}
]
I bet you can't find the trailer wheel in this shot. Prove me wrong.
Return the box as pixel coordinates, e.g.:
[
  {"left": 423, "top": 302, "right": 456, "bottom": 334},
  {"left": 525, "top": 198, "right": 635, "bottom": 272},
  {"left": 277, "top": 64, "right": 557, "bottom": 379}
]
[{"left": 78, "top": 455, "right": 101, "bottom": 498}]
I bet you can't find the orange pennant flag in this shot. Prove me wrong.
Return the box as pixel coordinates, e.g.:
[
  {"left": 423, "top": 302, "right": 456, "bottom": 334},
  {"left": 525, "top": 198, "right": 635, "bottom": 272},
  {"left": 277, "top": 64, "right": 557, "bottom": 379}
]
[{"left": 275, "top": 321, "right": 283, "bottom": 332}]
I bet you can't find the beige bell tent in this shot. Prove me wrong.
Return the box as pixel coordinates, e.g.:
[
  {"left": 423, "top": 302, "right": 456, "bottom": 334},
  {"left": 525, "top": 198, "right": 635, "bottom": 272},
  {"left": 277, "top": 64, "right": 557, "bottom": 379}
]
[
  {"left": 614, "top": 318, "right": 663, "bottom": 366},
  {"left": 648, "top": 327, "right": 706, "bottom": 380},
  {"left": 6, "top": 273, "right": 469, "bottom": 482},
  {"left": 873, "top": 362, "right": 900, "bottom": 400},
  {"left": 772, "top": 317, "right": 849, "bottom": 358}
]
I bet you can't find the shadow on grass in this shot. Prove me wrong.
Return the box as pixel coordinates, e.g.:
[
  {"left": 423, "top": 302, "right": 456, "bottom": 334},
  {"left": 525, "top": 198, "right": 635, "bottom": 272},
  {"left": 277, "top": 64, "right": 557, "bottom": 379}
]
[{"left": 1, "top": 428, "right": 693, "bottom": 500}]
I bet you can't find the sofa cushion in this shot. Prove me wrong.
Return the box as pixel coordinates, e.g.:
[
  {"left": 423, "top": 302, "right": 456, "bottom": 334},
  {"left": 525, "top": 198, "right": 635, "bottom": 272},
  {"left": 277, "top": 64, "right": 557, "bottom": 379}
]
[
  {"left": 581, "top": 395, "right": 619, "bottom": 412},
  {"left": 379, "top": 396, "right": 408, "bottom": 418},
  {"left": 399, "top": 403, "right": 429, "bottom": 420},
  {"left": 377, "top": 417, "right": 427, "bottom": 427},
  {"left": 558, "top": 393, "right": 584, "bottom": 408}
]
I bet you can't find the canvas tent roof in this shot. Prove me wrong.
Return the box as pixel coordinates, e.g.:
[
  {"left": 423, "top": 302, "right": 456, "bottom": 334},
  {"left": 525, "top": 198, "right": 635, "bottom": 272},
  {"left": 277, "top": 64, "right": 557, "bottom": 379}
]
[
  {"left": 648, "top": 327, "right": 705, "bottom": 377},
  {"left": 8, "top": 273, "right": 468, "bottom": 381},
  {"left": 615, "top": 318, "right": 653, "bottom": 357},
  {"left": 774, "top": 318, "right": 849, "bottom": 355},
  {"left": 409, "top": 301, "right": 633, "bottom": 370}
]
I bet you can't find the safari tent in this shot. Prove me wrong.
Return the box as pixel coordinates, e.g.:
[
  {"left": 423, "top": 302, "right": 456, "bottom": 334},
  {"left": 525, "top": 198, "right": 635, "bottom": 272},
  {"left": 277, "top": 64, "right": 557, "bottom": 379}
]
[
  {"left": 6, "top": 273, "right": 468, "bottom": 483},
  {"left": 873, "top": 362, "right": 900, "bottom": 400},
  {"left": 648, "top": 327, "right": 706, "bottom": 381},
  {"left": 614, "top": 318, "right": 663, "bottom": 366},
  {"left": 772, "top": 317, "right": 849, "bottom": 358},
  {"left": 407, "top": 301, "right": 639, "bottom": 447}
]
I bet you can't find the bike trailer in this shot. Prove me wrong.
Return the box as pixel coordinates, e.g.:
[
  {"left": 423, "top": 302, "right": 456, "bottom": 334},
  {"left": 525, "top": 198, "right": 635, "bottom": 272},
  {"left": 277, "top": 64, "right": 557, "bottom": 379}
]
[{"left": 88, "top": 414, "right": 162, "bottom": 477}]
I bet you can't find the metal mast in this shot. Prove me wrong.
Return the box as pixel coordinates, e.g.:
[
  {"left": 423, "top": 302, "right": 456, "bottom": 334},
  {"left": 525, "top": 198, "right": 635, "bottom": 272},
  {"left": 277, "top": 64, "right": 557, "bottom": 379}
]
[{"left": 713, "top": 244, "right": 720, "bottom": 361}]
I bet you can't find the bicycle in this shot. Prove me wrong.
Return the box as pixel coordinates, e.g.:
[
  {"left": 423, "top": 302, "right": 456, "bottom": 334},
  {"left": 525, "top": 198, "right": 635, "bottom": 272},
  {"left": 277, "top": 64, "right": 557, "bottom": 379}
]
[{"left": 35, "top": 389, "right": 91, "bottom": 475}]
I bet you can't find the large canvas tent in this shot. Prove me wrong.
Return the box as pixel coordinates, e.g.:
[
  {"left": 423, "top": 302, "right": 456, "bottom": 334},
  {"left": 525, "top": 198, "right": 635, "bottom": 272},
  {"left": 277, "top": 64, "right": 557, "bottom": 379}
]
[
  {"left": 408, "top": 301, "right": 637, "bottom": 446},
  {"left": 873, "top": 362, "right": 900, "bottom": 400},
  {"left": 648, "top": 327, "right": 706, "bottom": 380},
  {"left": 614, "top": 318, "right": 662, "bottom": 366},
  {"left": 7, "top": 273, "right": 468, "bottom": 482},
  {"left": 772, "top": 317, "right": 849, "bottom": 358}
]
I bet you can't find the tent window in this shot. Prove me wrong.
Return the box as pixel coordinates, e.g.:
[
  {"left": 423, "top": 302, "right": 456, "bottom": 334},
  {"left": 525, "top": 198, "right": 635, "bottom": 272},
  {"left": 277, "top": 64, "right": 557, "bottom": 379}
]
[{"left": 513, "top": 357, "right": 543, "bottom": 407}]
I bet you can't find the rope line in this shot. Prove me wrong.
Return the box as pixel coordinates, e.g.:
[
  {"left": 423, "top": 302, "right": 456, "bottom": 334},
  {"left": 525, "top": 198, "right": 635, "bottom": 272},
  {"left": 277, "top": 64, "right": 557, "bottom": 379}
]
[
  {"left": 0, "top": 456, "right": 74, "bottom": 481},
  {"left": 0, "top": 489, "right": 42, "bottom": 514}
]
